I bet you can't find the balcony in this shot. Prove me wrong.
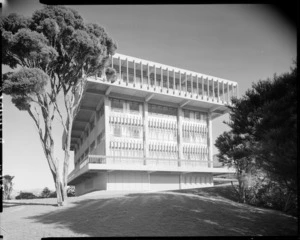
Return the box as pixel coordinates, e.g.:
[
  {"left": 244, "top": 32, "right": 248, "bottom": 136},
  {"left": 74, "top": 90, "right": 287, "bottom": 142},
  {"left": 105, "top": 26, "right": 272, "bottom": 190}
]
[{"left": 68, "top": 155, "right": 235, "bottom": 185}]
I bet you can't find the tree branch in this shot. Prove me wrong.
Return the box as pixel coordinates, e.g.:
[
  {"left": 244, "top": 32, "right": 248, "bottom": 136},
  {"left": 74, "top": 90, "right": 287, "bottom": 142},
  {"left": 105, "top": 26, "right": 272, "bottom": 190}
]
[{"left": 53, "top": 99, "right": 68, "bottom": 133}]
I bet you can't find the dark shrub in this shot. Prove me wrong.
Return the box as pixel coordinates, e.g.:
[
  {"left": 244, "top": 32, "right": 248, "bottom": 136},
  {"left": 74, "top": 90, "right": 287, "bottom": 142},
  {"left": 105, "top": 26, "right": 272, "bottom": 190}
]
[
  {"left": 105, "top": 67, "right": 116, "bottom": 83},
  {"left": 15, "top": 192, "right": 37, "bottom": 199},
  {"left": 40, "top": 187, "right": 51, "bottom": 198},
  {"left": 67, "top": 186, "right": 76, "bottom": 197},
  {"left": 49, "top": 191, "right": 57, "bottom": 198}
]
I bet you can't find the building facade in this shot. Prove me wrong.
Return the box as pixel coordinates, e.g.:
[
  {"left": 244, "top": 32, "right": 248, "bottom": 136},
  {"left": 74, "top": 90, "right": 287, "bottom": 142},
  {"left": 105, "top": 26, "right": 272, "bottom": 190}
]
[{"left": 67, "top": 53, "right": 237, "bottom": 195}]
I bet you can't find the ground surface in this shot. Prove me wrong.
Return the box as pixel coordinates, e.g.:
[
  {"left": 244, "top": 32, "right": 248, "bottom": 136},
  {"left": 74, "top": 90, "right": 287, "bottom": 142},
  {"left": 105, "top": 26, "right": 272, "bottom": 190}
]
[{"left": 2, "top": 186, "right": 298, "bottom": 239}]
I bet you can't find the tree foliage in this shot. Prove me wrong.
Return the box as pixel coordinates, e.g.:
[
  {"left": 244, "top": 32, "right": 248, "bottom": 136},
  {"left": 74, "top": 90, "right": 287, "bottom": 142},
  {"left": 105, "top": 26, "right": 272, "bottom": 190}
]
[
  {"left": 215, "top": 64, "right": 297, "bottom": 213},
  {"left": 1, "top": 5, "right": 117, "bottom": 206},
  {"left": 16, "top": 191, "right": 37, "bottom": 200},
  {"left": 40, "top": 187, "right": 51, "bottom": 198}
]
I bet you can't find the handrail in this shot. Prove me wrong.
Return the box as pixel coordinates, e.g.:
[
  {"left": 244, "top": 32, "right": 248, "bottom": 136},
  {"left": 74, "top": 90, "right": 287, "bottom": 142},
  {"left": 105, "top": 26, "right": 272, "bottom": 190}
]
[
  {"left": 68, "top": 154, "right": 235, "bottom": 181},
  {"left": 90, "top": 76, "right": 235, "bottom": 105},
  {"left": 75, "top": 154, "right": 212, "bottom": 170}
]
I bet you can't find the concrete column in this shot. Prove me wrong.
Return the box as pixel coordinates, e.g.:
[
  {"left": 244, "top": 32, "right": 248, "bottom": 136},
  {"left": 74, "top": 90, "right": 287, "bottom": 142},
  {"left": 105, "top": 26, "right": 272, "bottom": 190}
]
[
  {"left": 143, "top": 102, "right": 149, "bottom": 165},
  {"left": 147, "top": 63, "right": 150, "bottom": 88},
  {"left": 160, "top": 67, "right": 163, "bottom": 90},
  {"left": 141, "top": 61, "right": 143, "bottom": 88},
  {"left": 177, "top": 107, "right": 183, "bottom": 166},
  {"left": 191, "top": 74, "right": 193, "bottom": 96},
  {"left": 104, "top": 96, "right": 110, "bottom": 158},
  {"left": 119, "top": 57, "right": 121, "bottom": 79},
  {"left": 179, "top": 71, "right": 182, "bottom": 94},
  {"left": 217, "top": 80, "right": 219, "bottom": 102},
  {"left": 222, "top": 81, "right": 225, "bottom": 103},
  {"left": 207, "top": 112, "right": 213, "bottom": 168},
  {"left": 207, "top": 78, "right": 210, "bottom": 100},
  {"left": 173, "top": 70, "right": 175, "bottom": 92},
  {"left": 196, "top": 75, "right": 199, "bottom": 98},
  {"left": 133, "top": 60, "right": 136, "bottom": 86},
  {"left": 202, "top": 76, "right": 204, "bottom": 99},
  {"left": 212, "top": 79, "right": 215, "bottom": 101},
  {"left": 185, "top": 72, "right": 187, "bottom": 96},
  {"left": 154, "top": 66, "right": 156, "bottom": 89},
  {"left": 167, "top": 68, "right": 169, "bottom": 92},
  {"left": 227, "top": 83, "right": 230, "bottom": 103},
  {"left": 126, "top": 58, "right": 128, "bottom": 85}
]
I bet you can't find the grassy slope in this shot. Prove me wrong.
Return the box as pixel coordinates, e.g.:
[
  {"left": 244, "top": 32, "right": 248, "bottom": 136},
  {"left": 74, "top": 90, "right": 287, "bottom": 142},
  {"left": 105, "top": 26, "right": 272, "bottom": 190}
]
[{"left": 2, "top": 186, "right": 298, "bottom": 239}]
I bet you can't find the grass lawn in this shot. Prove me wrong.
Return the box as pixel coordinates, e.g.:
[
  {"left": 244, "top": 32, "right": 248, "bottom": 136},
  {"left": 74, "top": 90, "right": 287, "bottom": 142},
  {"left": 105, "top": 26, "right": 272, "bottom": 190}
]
[{"left": 2, "top": 186, "right": 298, "bottom": 239}]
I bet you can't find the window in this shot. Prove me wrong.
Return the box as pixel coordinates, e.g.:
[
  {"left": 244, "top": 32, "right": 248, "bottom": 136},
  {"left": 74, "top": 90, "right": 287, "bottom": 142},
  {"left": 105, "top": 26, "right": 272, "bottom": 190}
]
[
  {"left": 184, "top": 110, "right": 190, "bottom": 119},
  {"left": 149, "top": 104, "right": 176, "bottom": 116},
  {"left": 190, "top": 111, "right": 195, "bottom": 120},
  {"left": 111, "top": 99, "right": 123, "bottom": 112},
  {"left": 195, "top": 112, "right": 200, "bottom": 120},
  {"left": 129, "top": 101, "right": 139, "bottom": 112},
  {"left": 113, "top": 125, "right": 122, "bottom": 137},
  {"left": 131, "top": 127, "right": 140, "bottom": 138}
]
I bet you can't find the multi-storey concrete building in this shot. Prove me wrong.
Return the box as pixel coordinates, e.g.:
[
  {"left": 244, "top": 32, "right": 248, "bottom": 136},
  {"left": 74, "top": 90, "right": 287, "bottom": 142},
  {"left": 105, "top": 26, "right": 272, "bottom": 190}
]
[{"left": 67, "top": 53, "right": 237, "bottom": 195}]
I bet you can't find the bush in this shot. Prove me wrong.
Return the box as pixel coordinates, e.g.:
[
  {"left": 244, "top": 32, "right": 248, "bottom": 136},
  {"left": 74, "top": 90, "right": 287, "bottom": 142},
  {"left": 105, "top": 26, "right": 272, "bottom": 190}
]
[
  {"left": 40, "top": 187, "right": 51, "bottom": 198},
  {"left": 49, "top": 191, "right": 57, "bottom": 198},
  {"left": 105, "top": 67, "right": 117, "bottom": 83},
  {"left": 67, "top": 186, "right": 76, "bottom": 197},
  {"left": 15, "top": 192, "right": 37, "bottom": 199},
  {"left": 245, "top": 179, "right": 298, "bottom": 216}
]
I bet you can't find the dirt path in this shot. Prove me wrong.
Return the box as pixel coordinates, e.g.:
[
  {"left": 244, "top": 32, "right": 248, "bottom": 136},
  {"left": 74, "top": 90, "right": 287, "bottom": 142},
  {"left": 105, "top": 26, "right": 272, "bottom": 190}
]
[{"left": 2, "top": 190, "right": 297, "bottom": 239}]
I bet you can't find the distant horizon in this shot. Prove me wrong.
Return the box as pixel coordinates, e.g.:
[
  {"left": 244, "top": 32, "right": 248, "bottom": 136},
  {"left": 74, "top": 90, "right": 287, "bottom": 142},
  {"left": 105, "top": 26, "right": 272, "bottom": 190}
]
[{"left": 3, "top": 3, "right": 296, "bottom": 190}]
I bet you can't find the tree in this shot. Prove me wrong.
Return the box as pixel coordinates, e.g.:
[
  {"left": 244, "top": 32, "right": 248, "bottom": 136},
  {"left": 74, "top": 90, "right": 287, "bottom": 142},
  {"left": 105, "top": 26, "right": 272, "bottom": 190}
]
[
  {"left": 16, "top": 191, "right": 37, "bottom": 199},
  {"left": 3, "top": 175, "right": 14, "bottom": 200},
  {"left": 215, "top": 131, "right": 256, "bottom": 203},
  {"left": 215, "top": 64, "right": 297, "bottom": 212},
  {"left": 40, "top": 187, "right": 51, "bottom": 198},
  {"left": 2, "top": 6, "right": 117, "bottom": 206}
]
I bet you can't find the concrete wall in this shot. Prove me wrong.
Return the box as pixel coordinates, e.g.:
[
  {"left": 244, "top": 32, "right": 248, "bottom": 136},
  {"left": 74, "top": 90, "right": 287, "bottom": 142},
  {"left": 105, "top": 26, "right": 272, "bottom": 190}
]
[
  {"left": 75, "top": 171, "right": 214, "bottom": 195},
  {"left": 150, "top": 173, "right": 180, "bottom": 191},
  {"left": 75, "top": 172, "right": 107, "bottom": 196},
  {"left": 148, "top": 172, "right": 212, "bottom": 191},
  {"left": 107, "top": 171, "right": 149, "bottom": 191},
  {"left": 180, "top": 173, "right": 213, "bottom": 189}
]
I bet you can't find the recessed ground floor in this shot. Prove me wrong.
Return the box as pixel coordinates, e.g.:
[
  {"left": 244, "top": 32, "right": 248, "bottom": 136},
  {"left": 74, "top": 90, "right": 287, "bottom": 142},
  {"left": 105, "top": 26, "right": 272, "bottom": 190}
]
[{"left": 74, "top": 171, "right": 214, "bottom": 196}]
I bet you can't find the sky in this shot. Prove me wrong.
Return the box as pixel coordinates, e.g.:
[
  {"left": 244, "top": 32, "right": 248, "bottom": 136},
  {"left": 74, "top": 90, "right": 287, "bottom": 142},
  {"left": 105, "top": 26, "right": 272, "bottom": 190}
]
[{"left": 2, "top": 2, "right": 297, "bottom": 191}]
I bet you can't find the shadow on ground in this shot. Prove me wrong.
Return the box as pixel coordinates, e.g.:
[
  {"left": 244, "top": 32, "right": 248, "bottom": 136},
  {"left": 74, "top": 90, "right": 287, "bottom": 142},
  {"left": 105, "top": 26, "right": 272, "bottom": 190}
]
[
  {"left": 171, "top": 185, "right": 240, "bottom": 202},
  {"left": 3, "top": 201, "right": 57, "bottom": 208},
  {"left": 25, "top": 190, "right": 298, "bottom": 237}
]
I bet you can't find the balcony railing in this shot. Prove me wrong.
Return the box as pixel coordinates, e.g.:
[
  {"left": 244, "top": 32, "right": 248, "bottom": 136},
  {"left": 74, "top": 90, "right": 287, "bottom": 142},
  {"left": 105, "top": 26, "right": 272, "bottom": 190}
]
[
  {"left": 69, "top": 154, "right": 213, "bottom": 179},
  {"left": 93, "top": 71, "right": 237, "bottom": 105}
]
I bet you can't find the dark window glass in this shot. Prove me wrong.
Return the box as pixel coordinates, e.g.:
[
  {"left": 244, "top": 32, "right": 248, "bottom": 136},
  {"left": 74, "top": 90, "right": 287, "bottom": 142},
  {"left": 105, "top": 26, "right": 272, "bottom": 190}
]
[
  {"left": 111, "top": 99, "right": 123, "bottom": 111},
  {"left": 184, "top": 110, "right": 190, "bottom": 119},
  {"left": 130, "top": 101, "right": 139, "bottom": 112}
]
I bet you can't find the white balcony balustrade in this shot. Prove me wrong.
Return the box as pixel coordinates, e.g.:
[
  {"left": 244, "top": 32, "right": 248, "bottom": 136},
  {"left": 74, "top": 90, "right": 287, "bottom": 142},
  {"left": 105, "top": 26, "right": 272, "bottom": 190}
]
[{"left": 97, "top": 53, "right": 238, "bottom": 105}]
